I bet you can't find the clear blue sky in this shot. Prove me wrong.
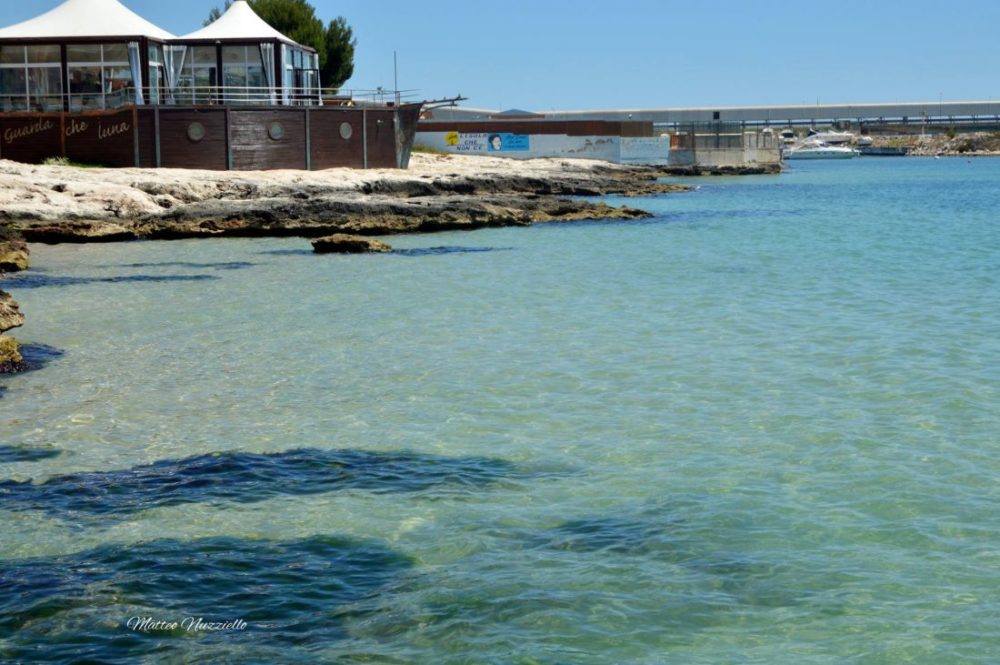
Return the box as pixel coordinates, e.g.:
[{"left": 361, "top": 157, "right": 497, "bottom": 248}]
[{"left": 6, "top": 0, "right": 999, "bottom": 110}]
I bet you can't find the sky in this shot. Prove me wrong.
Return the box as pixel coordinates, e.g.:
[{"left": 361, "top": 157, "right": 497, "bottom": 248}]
[{"left": 5, "top": 0, "right": 1000, "bottom": 111}]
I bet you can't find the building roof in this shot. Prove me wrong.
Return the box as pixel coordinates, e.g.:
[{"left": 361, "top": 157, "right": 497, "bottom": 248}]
[
  {"left": 179, "top": 0, "right": 306, "bottom": 48},
  {"left": 0, "top": 0, "right": 175, "bottom": 40}
]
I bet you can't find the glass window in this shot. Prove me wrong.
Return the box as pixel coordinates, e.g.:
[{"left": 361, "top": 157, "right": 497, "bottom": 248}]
[
  {"left": 103, "top": 43, "right": 128, "bottom": 63},
  {"left": 221, "top": 45, "right": 267, "bottom": 103},
  {"left": 0, "top": 46, "right": 26, "bottom": 65},
  {"left": 104, "top": 64, "right": 133, "bottom": 107},
  {"left": 0, "top": 68, "right": 27, "bottom": 111},
  {"left": 66, "top": 43, "right": 133, "bottom": 110},
  {"left": 148, "top": 63, "right": 162, "bottom": 104},
  {"left": 27, "top": 67, "right": 63, "bottom": 111},
  {"left": 0, "top": 46, "right": 24, "bottom": 65},
  {"left": 192, "top": 46, "right": 217, "bottom": 65},
  {"left": 26, "top": 45, "right": 60, "bottom": 64},
  {"left": 68, "top": 66, "right": 101, "bottom": 110},
  {"left": 67, "top": 44, "right": 101, "bottom": 62},
  {"left": 148, "top": 44, "right": 164, "bottom": 105}
]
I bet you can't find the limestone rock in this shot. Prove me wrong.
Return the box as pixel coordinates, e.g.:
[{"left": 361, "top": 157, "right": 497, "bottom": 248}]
[
  {"left": 312, "top": 234, "right": 393, "bottom": 254},
  {"left": 0, "top": 290, "right": 24, "bottom": 333},
  {"left": 20, "top": 221, "right": 136, "bottom": 244},
  {"left": 0, "top": 238, "right": 29, "bottom": 272},
  {"left": 0, "top": 334, "right": 22, "bottom": 369}
]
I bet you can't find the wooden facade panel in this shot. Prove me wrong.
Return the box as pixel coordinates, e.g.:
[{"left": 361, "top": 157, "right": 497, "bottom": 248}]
[
  {"left": 0, "top": 105, "right": 411, "bottom": 171},
  {"left": 63, "top": 109, "right": 136, "bottom": 167},
  {"left": 137, "top": 109, "right": 158, "bottom": 168},
  {"left": 366, "top": 110, "right": 397, "bottom": 168},
  {"left": 310, "top": 109, "right": 364, "bottom": 169},
  {"left": 158, "top": 109, "right": 228, "bottom": 171},
  {"left": 0, "top": 114, "right": 62, "bottom": 164},
  {"left": 230, "top": 110, "right": 307, "bottom": 171}
]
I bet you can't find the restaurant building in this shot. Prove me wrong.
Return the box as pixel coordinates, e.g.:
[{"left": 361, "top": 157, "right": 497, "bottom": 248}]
[{"left": 0, "top": 0, "right": 421, "bottom": 169}]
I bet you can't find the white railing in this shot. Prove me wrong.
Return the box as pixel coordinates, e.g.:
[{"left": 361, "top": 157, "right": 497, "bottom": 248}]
[{"left": 0, "top": 86, "right": 421, "bottom": 113}]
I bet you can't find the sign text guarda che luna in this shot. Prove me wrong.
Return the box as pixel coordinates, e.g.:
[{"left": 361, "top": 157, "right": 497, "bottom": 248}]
[{"left": 3, "top": 118, "right": 131, "bottom": 145}]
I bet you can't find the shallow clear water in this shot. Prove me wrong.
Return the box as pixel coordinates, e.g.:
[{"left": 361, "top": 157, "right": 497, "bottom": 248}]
[{"left": 1, "top": 157, "right": 998, "bottom": 663}]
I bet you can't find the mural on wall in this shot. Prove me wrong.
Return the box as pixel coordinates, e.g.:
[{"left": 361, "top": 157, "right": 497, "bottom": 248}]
[
  {"left": 487, "top": 133, "right": 529, "bottom": 152},
  {"left": 444, "top": 132, "right": 530, "bottom": 153}
]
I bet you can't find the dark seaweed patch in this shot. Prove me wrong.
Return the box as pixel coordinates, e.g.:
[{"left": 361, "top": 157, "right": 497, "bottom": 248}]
[
  {"left": 0, "top": 274, "right": 219, "bottom": 289},
  {"left": 0, "top": 448, "right": 514, "bottom": 519},
  {"left": 392, "top": 246, "right": 512, "bottom": 257},
  {"left": 0, "top": 535, "right": 412, "bottom": 662},
  {"left": 501, "top": 512, "right": 803, "bottom": 611},
  {"left": 0, "top": 445, "right": 62, "bottom": 463},
  {"left": 17, "top": 343, "right": 64, "bottom": 371},
  {"left": 257, "top": 248, "right": 314, "bottom": 256},
  {"left": 109, "top": 261, "right": 256, "bottom": 271}
]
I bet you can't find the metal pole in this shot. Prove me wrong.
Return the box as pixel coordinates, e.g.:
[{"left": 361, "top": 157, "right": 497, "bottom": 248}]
[
  {"left": 394, "top": 51, "right": 399, "bottom": 105},
  {"left": 305, "top": 108, "right": 311, "bottom": 170},
  {"left": 362, "top": 106, "right": 368, "bottom": 168}
]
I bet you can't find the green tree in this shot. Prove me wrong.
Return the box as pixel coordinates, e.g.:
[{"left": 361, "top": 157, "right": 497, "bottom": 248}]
[
  {"left": 204, "top": 0, "right": 356, "bottom": 89},
  {"left": 323, "top": 17, "right": 356, "bottom": 90}
]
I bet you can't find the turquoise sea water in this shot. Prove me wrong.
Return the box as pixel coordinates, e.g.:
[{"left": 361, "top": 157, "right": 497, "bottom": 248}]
[{"left": 1, "top": 157, "right": 998, "bottom": 663}]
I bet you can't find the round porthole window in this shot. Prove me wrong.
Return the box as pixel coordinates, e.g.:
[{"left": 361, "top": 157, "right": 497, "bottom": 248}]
[
  {"left": 187, "top": 122, "right": 206, "bottom": 143},
  {"left": 339, "top": 122, "right": 353, "bottom": 140},
  {"left": 268, "top": 122, "right": 285, "bottom": 141}
]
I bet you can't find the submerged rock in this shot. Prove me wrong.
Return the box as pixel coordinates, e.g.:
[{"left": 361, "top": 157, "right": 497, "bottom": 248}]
[
  {"left": 0, "top": 239, "right": 29, "bottom": 272},
  {"left": 312, "top": 234, "right": 393, "bottom": 254},
  {"left": 0, "top": 226, "right": 29, "bottom": 272},
  {"left": 0, "top": 290, "right": 24, "bottom": 333},
  {"left": 0, "top": 335, "right": 23, "bottom": 373}
]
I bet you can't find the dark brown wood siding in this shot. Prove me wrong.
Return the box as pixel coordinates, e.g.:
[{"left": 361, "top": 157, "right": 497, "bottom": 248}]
[
  {"left": 230, "top": 109, "right": 307, "bottom": 171},
  {"left": 0, "top": 105, "right": 415, "bottom": 171},
  {"left": 310, "top": 109, "right": 364, "bottom": 169},
  {"left": 137, "top": 108, "right": 158, "bottom": 168},
  {"left": 0, "top": 114, "right": 62, "bottom": 164},
  {"left": 63, "top": 109, "right": 136, "bottom": 167},
  {"left": 366, "top": 109, "right": 397, "bottom": 168},
  {"left": 157, "top": 109, "right": 228, "bottom": 171}
]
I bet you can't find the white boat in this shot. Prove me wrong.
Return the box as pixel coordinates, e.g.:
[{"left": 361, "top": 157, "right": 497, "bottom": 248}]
[
  {"left": 783, "top": 140, "right": 859, "bottom": 160},
  {"left": 807, "top": 128, "right": 855, "bottom": 144},
  {"left": 856, "top": 135, "right": 874, "bottom": 147}
]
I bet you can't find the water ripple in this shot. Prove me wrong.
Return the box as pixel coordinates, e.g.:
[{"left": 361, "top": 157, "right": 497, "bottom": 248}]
[{"left": 0, "top": 535, "right": 412, "bottom": 663}]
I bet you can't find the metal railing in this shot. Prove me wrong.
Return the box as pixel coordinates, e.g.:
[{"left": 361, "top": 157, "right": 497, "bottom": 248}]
[{"left": 0, "top": 86, "right": 421, "bottom": 113}]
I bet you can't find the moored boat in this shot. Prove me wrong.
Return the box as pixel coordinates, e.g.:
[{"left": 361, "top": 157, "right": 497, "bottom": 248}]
[{"left": 783, "top": 140, "right": 859, "bottom": 160}]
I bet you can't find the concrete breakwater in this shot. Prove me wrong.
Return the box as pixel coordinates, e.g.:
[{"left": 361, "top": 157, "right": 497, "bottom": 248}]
[{"left": 0, "top": 154, "right": 694, "bottom": 244}]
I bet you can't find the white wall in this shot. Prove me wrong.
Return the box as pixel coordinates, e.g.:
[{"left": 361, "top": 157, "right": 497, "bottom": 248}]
[{"left": 415, "top": 131, "right": 670, "bottom": 165}]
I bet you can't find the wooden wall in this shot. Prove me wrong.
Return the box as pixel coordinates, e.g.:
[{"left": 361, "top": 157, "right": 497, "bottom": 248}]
[
  {"left": 231, "top": 110, "right": 307, "bottom": 171},
  {"left": 0, "top": 104, "right": 420, "bottom": 171},
  {"left": 158, "top": 109, "right": 228, "bottom": 170},
  {"left": 311, "top": 109, "right": 364, "bottom": 169},
  {"left": 0, "top": 114, "right": 62, "bottom": 164}
]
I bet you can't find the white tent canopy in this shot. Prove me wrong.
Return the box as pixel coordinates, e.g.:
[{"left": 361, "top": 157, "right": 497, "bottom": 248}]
[
  {"left": 180, "top": 0, "right": 304, "bottom": 47},
  {"left": 0, "top": 0, "right": 175, "bottom": 40}
]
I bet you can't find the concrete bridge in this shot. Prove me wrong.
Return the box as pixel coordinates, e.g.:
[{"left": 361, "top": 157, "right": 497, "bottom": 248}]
[{"left": 428, "top": 100, "right": 1000, "bottom": 130}]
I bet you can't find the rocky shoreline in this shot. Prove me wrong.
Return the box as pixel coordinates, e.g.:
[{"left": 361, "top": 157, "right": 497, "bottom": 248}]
[
  {"left": 0, "top": 153, "right": 711, "bottom": 372},
  {"left": 870, "top": 132, "right": 1000, "bottom": 157},
  {"left": 0, "top": 154, "right": 697, "bottom": 244}
]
